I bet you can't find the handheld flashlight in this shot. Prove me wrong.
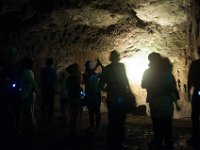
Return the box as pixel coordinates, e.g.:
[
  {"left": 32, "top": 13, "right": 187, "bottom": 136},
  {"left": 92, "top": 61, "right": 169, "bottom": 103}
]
[{"left": 12, "top": 83, "right": 16, "bottom": 88}]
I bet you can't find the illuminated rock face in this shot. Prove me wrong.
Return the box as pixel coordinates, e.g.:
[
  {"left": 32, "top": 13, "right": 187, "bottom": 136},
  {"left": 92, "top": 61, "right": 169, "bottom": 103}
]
[
  {"left": 187, "top": 0, "right": 200, "bottom": 57},
  {"left": 0, "top": 0, "right": 196, "bottom": 118}
]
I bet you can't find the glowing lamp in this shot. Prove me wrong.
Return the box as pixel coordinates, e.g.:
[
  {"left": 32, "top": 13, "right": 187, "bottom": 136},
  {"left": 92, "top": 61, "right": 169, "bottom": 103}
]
[{"left": 121, "top": 53, "right": 149, "bottom": 84}]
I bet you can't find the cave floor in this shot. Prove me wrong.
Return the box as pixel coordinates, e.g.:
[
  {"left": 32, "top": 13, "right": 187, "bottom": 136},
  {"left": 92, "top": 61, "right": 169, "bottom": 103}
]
[{"left": 0, "top": 109, "right": 197, "bottom": 150}]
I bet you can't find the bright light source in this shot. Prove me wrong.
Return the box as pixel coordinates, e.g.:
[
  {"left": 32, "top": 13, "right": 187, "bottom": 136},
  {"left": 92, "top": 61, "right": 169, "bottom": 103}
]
[
  {"left": 121, "top": 53, "right": 149, "bottom": 84},
  {"left": 12, "top": 84, "right": 16, "bottom": 88}
]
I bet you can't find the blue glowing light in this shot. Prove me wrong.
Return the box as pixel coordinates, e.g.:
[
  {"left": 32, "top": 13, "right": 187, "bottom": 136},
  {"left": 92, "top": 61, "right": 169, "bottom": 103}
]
[
  {"left": 12, "top": 84, "right": 16, "bottom": 88},
  {"left": 81, "top": 91, "right": 86, "bottom": 97}
]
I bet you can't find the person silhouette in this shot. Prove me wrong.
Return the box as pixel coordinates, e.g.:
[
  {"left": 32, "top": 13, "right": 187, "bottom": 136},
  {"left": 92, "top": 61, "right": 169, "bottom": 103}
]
[
  {"left": 142, "top": 53, "right": 180, "bottom": 149},
  {"left": 40, "top": 57, "right": 57, "bottom": 122},
  {"left": 19, "top": 57, "right": 37, "bottom": 140},
  {"left": 100, "top": 50, "right": 131, "bottom": 150},
  {"left": 187, "top": 46, "right": 200, "bottom": 147},
  {"left": 83, "top": 60, "right": 103, "bottom": 131},
  {"left": 66, "top": 63, "right": 82, "bottom": 136},
  {"left": 58, "top": 70, "right": 69, "bottom": 122}
]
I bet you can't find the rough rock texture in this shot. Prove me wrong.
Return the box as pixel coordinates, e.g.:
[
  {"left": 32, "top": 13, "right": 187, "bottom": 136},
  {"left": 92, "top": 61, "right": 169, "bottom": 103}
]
[
  {"left": 0, "top": 0, "right": 195, "bottom": 118},
  {"left": 187, "top": 0, "right": 200, "bottom": 58}
]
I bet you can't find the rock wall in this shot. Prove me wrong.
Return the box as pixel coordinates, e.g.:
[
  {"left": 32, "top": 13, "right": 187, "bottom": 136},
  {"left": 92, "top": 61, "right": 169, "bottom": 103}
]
[
  {"left": 0, "top": 0, "right": 195, "bottom": 118},
  {"left": 187, "top": 0, "right": 200, "bottom": 58}
]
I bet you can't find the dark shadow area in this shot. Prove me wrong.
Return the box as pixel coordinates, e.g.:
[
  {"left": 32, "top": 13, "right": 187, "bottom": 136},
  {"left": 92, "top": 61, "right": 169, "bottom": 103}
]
[{"left": 0, "top": 111, "right": 194, "bottom": 150}]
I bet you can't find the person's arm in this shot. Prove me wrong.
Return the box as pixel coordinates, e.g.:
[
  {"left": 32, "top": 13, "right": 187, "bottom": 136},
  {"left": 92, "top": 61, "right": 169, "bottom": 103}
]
[
  {"left": 82, "top": 73, "right": 87, "bottom": 84},
  {"left": 99, "top": 67, "right": 106, "bottom": 91},
  {"left": 26, "top": 70, "right": 38, "bottom": 94},
  {"left": 164, "top": 74, "right": 179, "bottom": 96},
  {"left": 97, "top": 58, "right": 104, "bottom": 69},
  {"left": 172, "top": 76, "right": 181, "bottom": 111},
  {"left": 92, "top": 59, "right": 104, "bottom": 73},
  {"left": 188, "top": 62, "right": 194, "bottom": 101},
  {"left": 122, "top": 63, "right": 131, "bottom": 91},
  {"left": 168, "top": 74, "right": 181, "bottom": 111}
]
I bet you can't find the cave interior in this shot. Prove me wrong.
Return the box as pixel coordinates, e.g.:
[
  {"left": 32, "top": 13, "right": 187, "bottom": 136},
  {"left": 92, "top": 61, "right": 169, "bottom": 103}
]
[{"left": 0, "top": 0, "right": 200, "bottom": 149}]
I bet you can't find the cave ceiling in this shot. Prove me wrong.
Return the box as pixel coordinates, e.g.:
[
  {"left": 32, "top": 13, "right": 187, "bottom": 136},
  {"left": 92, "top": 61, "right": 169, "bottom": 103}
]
[{"left": 0, "top": 0, "right": 190, "bottom": 111}]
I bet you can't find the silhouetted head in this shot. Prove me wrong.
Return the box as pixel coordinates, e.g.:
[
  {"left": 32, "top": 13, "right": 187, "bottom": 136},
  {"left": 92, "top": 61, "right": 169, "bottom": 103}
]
[
  {"left": 110, "top": 50, "right": 120, "bottom": 62},
  {"left": 60, "top": 70, "right": 66, "bottom": 79},
  {"left": 21, "top": 57, "right": 33, "bottom": 70},
  {"left": 85, "top": 61, "right": 93, "bottom": 73},
  {"left": 72, "top": 63, "right": 79, "bottom": 74},
  {"left": 66, "top": 63, "right": 79, "bottom": 75},
  {"left": 67, "top": 63, "right": 81, "bottom": 82},
  {"left": 66, "top": 64, "right": 73, "bottom": 74},
  {"left": 148, "top": 52, "right": 162, "bottom": 68},
  {"left": 45, "top": 58, "right": 54, "bottom": 67}
]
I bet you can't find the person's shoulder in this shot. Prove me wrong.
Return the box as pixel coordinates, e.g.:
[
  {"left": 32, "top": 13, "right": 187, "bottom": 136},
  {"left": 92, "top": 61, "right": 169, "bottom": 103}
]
[
  {"left": 191, "top": 59, "right": 200, "bottom": 65},
  {"left": 101, "top": 65, "right": 111, "bottom": 76},
  {"left": 143, "top": 68, "right": 151, "bottom": 74},
  {"left": 23, "top": 69, "right": 33, "bottom": 76},
  {"left": 190, "top": 59, "right": 200, "bottom": 69},
  {"left": 118, "top": 62, "right": 125, "bottom": 68},
  {"left": 66, "top": 75, "right": 73, "bottom": 82},
  {"left": 103, "top": 64, "right": 111, "bottom": 71},
  {"left": 45, "top": 67, "right": 56, "bottom": 75},
  {"left": 118, "top": 62, "right": 124, "bottom": 65},
  {"left": 24, "top": 69, "right": 32, "bottom": 73}
]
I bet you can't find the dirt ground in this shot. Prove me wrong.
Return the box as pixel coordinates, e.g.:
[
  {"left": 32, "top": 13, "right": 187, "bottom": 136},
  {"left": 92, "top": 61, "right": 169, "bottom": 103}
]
[{"left": 0, "top": 105, "right": 197, "bottom": 150}]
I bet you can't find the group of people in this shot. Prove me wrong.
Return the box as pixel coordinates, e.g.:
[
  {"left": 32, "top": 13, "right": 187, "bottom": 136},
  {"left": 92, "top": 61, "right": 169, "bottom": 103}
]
[
  {"left": 0, "top": 56, "right": 38, "bottom": 141},
  {"left": 0, "top": 48, "right": 200, "bottom": 150},
  {"left": 40, "top": 57, "right": 103, "bottom": 135}
]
